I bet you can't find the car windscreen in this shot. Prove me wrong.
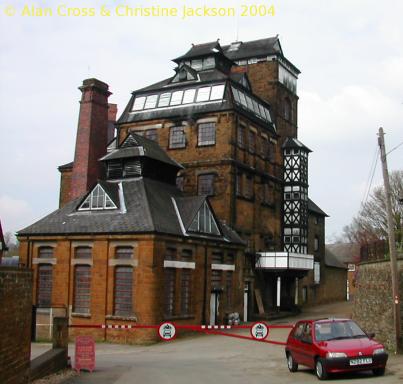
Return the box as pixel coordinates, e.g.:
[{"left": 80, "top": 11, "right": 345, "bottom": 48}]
[{"left": 314, "top": 320, "right": 367, "bottom": 341}]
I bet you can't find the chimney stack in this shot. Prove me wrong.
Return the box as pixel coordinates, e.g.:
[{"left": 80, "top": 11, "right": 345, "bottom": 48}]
[{"left": 70, "top": 78, "right": 112, "bottom": 200}]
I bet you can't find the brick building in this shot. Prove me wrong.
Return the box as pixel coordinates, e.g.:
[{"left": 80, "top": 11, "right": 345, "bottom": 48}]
[{"left": 18, "top": 37, "right": 343, "bottom": 339}]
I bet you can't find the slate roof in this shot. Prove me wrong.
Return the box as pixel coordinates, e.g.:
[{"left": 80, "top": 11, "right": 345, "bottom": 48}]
[
  {"left": 222, "top": 37, "right": 281, "bottom": 60},
  {"left": 222, "top": 37, "right": 301, "bottom": 74},
  {"left": 173, "top": 41, "right": 223, "bottom": 62},
  {"left": 18, "top": 178, "right": 244, "bottom": 245},
  {"left": 119, "top": 75, "right": 276, "bottom": 134},
  {"left": 308, "top": 199, "right": 329, "bottom": 217},
  {"left": 58, "top": 161, "right": 74, "bottom": 171},
  {"left": 325, "top": 247, "right": 349, "bottom": 269},
  {"left": 282, "top": 137, "right": 312, "bottom": 152},
  {"left": 325, "top": 243, "right": 361, "bottom": 264},
  {"left": 100, "top": 133, "right": 183, "bottom": 169}
]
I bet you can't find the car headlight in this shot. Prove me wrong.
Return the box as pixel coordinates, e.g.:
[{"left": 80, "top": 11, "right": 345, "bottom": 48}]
[
  {"left": 373, "top": 348, "right": 385, "bottom": 355},
  {"left": 326, "top": 352, "right": 347, "bottom": 358}
]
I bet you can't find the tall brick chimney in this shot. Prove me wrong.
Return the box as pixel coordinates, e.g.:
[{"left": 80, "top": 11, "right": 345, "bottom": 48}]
[{"left": 70, "top": 78, "right": 112, "bottom": 200}]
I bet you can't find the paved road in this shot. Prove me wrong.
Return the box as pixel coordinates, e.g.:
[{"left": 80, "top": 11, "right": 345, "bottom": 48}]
[{"left": 32, "top": 301, "right": 403, "bottom": 383}]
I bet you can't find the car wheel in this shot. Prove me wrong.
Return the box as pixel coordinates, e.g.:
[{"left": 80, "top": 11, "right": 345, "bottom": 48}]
[
  {"left": 287, "top": 353, "right": 298, "bottom": 372},
  {"left": 373, "top": 367, "right": 385, "bottom": 376},
  {"left": 315, "top": 358, "right": 328, "bottom": 380}
]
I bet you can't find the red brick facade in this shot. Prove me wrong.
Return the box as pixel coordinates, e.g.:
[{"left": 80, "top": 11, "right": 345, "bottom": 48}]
[{"left": 18, "top": 235, "right": 243, "bottom": 343}]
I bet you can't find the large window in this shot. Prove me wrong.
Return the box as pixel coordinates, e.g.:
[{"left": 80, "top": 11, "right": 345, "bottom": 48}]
[
  {"left": 249, "top": 131, "right": 256, "bottom": 153},
  {"left": 37, "top": 264, "right": 52, "bottom": 307},
  {"left": 79, "top": 184, "right": 117, "bottom": 211},
  {"left": 198, "top": 122, "right": 216, "bottom": 146},
  {"left": 164, "top": 268, "right": 176, "bottom": 317},
  {"left": 169, "top": 126, "right": 186, "bottom": 149},
  {"left": 73, "top": 265, "right": 91, "bottom": 314},
  {"left": 188, "top": 201, "right": 220, "bottom": 235},
  {"left": 180, "top": 269, "right": 192, "bottom": 316},
  {"left": 198, "top": 174, "right": 215, "bottom": 196},
  {"left": 114, "top": 266, "right": 133, "bottom": 316},
  {"left": 237, "top": 124, "right": 245, "bottom": 147}
]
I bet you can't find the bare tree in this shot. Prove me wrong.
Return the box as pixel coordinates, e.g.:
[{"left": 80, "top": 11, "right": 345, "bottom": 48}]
[
  {"left": 3, "top": 231, "right": 19, "bottom": 256},
  {"left": 343, "top": 170, "right": 403, "bottom": 245}
]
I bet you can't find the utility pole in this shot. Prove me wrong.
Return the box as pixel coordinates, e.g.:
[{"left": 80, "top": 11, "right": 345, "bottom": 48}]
[{"left": 378, "top": 127, "right": 401, "bottom": 353}]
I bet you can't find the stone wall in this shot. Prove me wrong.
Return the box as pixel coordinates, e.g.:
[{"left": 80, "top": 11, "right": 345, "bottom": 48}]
[
  {"left": 353, "top": 258, "right": 403, "bottom": 351},
  {"left": 0, "top": 267, "right": 33, "bottom": 384}
]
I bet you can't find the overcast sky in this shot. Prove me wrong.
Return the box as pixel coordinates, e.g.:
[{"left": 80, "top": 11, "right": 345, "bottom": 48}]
[{"left": 0, "top": 0, "right": 402, "bottom": 243}]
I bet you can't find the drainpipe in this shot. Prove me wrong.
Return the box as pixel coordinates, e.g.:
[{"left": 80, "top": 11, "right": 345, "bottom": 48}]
[
  {"left": 104, "top": 240, "right": 110, "bottom": 341},
  {"left": 202, "top": 243, "right": 208, "bottom": 325}
]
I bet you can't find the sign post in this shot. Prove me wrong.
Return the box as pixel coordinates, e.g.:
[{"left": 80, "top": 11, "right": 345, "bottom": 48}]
[{"left": 75, "top": 335, "right": 95, "bottom": 373}]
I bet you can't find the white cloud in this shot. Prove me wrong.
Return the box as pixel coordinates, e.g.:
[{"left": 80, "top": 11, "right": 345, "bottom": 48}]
[{"left": 0, "top": 195, "right": 35, "bottom": 235}]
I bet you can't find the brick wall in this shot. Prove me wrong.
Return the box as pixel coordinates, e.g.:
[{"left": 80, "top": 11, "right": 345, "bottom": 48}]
[
  {"left": 353, "top": 259, "right": 403, "bottom": 351},
  {"left": 0, "top": 267, "right": 33, "bottom": 384},
  {"left": 19, "top": 234, "right": 243, "bottom": 344}
]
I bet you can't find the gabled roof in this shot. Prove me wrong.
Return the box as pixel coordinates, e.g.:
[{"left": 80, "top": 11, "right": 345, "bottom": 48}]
[
  {"left": 173, "top": 40, "right": 224, "bottom": 62},
  {"left": 222, "top": 37, "right": 282, "bottom": 60},
  {"left": 308, "top": 199, "right": 329, "bottom": 217},
  {"left": 222, "top": 37, "right": 301, "bottom": 74},
  {"left": 100, "top": 133, "right": 183, "bottom": 170},
  {"left": 17, "top": 178, "right": 244, "bottom": 246},
  {"left": 282, "top": 137, "right": 312, "bottom": 152}
]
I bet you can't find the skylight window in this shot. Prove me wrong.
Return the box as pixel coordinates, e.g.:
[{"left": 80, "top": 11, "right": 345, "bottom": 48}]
[
  {"left": 188, "top": 201, "right": 220, "bottom": 235},
  {"left": 158, "top": 92, "right": 171, "bottom": 107},
  {"left": 183, "top": 89, "right": 196, "bottom": 104},
  {"left": 144, "top": 94, "right": 158, "bottom": 109},
  {"left": 210, "top": 84, "right": 225, "bottom": 100},
  {"left": 132, "top": 96, "right": 146, "bottom": 111},
  {"left": 170, "top": 91, "right": 183, "bottom": 105},
  {"left": 79, "top": 184, "right": 117, "bottom": 211},
  {"left": 130, "top": 84, "right": 225, "bottom": 113},
  {"left": 196, "top": 87, "right": 211, "bottom": 102},
  {"left": 230, "top": 86, "right": 273, "bottom": 126}
]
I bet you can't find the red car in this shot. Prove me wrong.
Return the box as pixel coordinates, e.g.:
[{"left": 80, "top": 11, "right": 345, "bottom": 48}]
[{"left": 285, "top": 318, "right": 388, "bottom": 380}]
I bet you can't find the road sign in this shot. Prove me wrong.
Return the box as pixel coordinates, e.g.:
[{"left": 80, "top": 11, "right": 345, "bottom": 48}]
[
  {"left": 158, "top": 322, "right": 176, "bottom": 341},
  {"left": 250, "top": 322, "right": 269, "bottom": 340},
  {"left": 75, "top": 335, "right": 95, "bottom": 373}
]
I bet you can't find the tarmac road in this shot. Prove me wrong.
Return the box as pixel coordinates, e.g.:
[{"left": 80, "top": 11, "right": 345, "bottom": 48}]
[{"left": 32, "top": 301, "right": 403, "bottom": 384}]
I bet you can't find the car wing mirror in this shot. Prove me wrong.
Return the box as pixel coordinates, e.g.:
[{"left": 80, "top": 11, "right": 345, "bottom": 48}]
[{"left": 367, "top": 332, "right": 375, "bottom": 339}]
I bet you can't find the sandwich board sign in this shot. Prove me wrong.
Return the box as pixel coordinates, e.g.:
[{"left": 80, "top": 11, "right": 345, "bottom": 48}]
[{"left": 75, "top": 336, "right": 95, "bottom": 373}]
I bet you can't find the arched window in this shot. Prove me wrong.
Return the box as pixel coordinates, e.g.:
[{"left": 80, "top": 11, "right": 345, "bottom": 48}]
[{"left": 284, "top": 97, "right": 292, "bottom": 121}]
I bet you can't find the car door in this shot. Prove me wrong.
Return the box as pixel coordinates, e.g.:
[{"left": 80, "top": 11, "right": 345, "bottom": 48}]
[
  {"left": 289, "top": 322, "right": 306, "bottom": 364},
  {"left": 299, "top": 322, "right": 315, "bottom": 368}
]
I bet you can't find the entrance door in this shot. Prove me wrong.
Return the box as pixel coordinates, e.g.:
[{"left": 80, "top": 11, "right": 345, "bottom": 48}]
[{"left": 210, "top": 292, "right": 220, "bottom": 325}]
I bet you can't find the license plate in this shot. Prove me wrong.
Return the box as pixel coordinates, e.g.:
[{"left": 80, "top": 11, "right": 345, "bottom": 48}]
[{"left": 349, "top": 358, "right": 372, "bottom": 366}]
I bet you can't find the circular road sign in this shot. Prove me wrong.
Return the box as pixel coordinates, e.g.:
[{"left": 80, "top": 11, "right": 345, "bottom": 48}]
[
  {"left": 158, "top": 322, "right": 176, "bottom": 341},
  {"left": 250, "top": 322, "right": 269, "bottom": 340}
]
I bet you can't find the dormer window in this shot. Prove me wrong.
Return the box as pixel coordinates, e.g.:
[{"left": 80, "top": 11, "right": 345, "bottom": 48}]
[
  {"left": 188, "top": 201, "right": 220, "bottom": 235},
  {"left": 79, "top": 184, "right": 117, "bottom": 211}
]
